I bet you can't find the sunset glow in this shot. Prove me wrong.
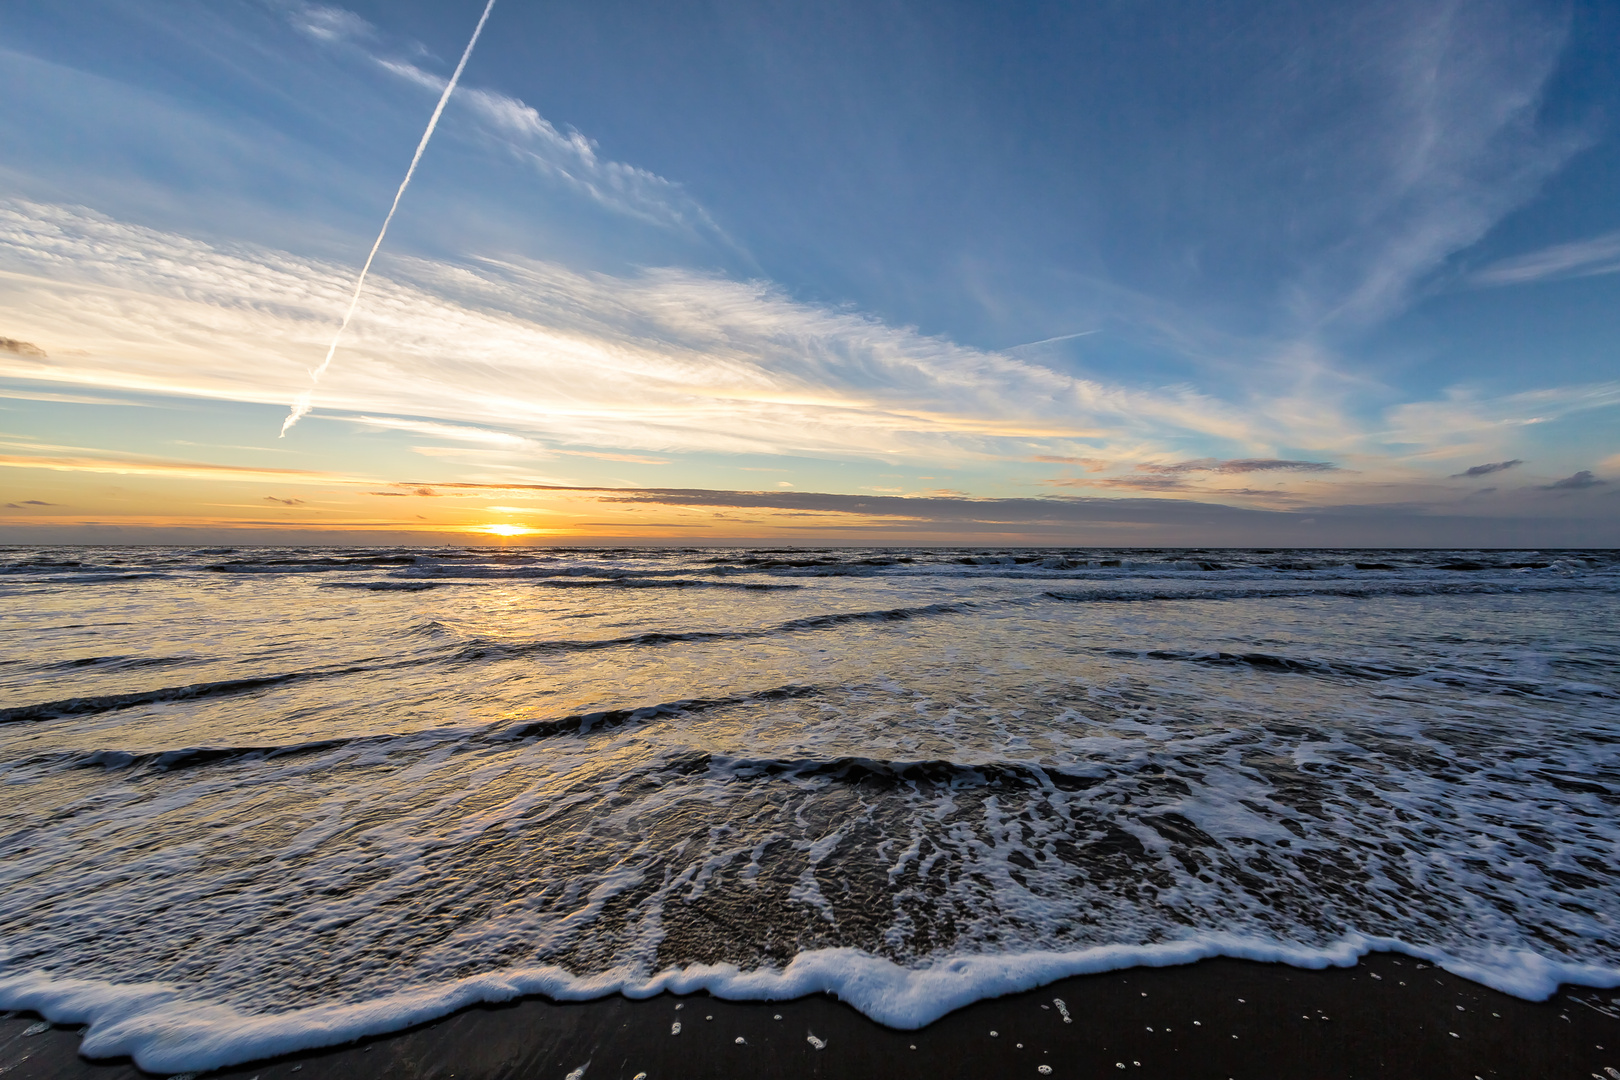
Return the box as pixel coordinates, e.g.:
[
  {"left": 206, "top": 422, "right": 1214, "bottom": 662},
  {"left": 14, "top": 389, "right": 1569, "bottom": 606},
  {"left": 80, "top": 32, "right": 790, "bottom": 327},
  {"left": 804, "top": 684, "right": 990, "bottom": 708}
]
[
  {"left": 0, "top": 1, "right": 1614, "bottom": 546},
  {"left": 476, "top": 523, "right": 543, "bottom": 537}
]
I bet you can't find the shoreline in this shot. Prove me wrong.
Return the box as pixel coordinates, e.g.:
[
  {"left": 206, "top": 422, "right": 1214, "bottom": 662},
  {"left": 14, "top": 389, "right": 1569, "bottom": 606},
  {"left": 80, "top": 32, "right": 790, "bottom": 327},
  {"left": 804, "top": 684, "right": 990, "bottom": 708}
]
[{"left": 4, "top": 953, "right": 1617, "bottom": 1079}]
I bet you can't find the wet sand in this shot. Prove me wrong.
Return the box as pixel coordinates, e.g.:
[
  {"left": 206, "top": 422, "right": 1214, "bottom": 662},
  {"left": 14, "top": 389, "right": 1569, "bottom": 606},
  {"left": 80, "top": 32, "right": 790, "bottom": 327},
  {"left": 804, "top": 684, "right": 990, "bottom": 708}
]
[{"left": 3, "top": 954, "right": 1617, "bottom": 1079}]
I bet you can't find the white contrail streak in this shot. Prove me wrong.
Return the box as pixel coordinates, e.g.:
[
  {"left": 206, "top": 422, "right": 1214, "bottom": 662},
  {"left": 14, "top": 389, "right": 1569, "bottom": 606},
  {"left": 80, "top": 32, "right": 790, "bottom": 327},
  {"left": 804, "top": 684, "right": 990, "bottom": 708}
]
[
  {"left": 281, "top": 0, "right": 497, "bottom": 436},
  {"left": 1003, "top": 329, "right": 1101, "bottom": 352}
]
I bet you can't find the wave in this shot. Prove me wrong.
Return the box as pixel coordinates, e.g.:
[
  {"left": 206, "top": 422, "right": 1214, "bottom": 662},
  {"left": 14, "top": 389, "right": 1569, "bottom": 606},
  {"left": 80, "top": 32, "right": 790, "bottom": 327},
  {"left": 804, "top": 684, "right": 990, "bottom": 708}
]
[
  {"left": 0, "top": 670, "right": 350, "bottom": 725},
  {"left": 3, "top": 935, "right": 1616, "bottom": 1075},
  {"left": 0, "top": 603, "right": 961, "bottom": 725},
  {"left": 498, "top": 685, "right": 821, "bottom": 740},
  {"left": 39, "top": 654, "right": 197, "bottom": 673},
  {"left": 320, "top": 581, "right": 447, "bottom": 592},
  {"left": 1044, "top": 578, "right": 1612, "bottom": 604},
  {"left": 704, "top": 752, "right": 1108, "bottom": 792},
  {"left": 8, "top": 685, "right": 825, "bottom": 773},
  {"left": 68, "top": 739, "right": 355, "bottom": 772},
  {"left": 206, "top": 555, "right": 423, "bottom": 572},
  {"left": 1113, "top": 648, "right": 1417, "bottom": 680},
  {"left": 319, "top": 578, "right": 802, "bottom": 592},
  {"left": 449, "top": 602, "right": 965, "bottom": 661},
  {"left": 1114, "top": 648, "right": 1618, "bottom": 699}
]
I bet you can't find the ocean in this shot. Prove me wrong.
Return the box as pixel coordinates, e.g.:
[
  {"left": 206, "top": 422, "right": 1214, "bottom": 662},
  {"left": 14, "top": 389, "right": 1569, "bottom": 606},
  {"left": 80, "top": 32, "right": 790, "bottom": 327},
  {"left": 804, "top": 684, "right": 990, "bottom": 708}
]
[{"left": 1, "top": 545, "right": 1617, "bottom": 1073}]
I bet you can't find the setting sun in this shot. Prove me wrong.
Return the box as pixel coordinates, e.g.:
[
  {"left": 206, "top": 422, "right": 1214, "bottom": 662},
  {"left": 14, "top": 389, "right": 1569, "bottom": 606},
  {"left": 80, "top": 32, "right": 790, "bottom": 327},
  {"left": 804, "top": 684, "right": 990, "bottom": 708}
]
[{"left": 477, "top": 523, "right": 539, "bottom": 537}]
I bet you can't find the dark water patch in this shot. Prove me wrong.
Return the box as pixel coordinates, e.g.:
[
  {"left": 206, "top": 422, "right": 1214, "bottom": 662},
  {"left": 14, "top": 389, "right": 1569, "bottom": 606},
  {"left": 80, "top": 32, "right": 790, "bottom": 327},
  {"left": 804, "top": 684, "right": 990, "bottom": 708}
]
[
  {"left": 206, "top": 556, "right": 420, "bottom": 573},
  {"left": 320, "top": 581, "right": 448, "bottom": 592},
  {"left": 19, "top": 687, "right": 829, "bottom": 772},
  {"left": 0, "top": 571, "right": 166, "bottom": 583},
  {"left": 551, "top": 578, "right": 801, "bottom": 591},
  {"left": 44, "top": 654, "right": 197, "bottom": 673},
  {"left": 1118, "top": 648, "right": 1421, "bottom": 680},
  {"left": 1045, "top": 579, "right": 1609, "bottom": 606},
  {"left": 0, "top": 670, "right": 357, "bottom": 724},
  {"left": 710, "top": 753, "right": 1111, "bottom": 794},
  {"left": 500, "top": 685, "right": 824, "bottom": 740},
  {"left": 451, "top": 602, "right": 965, "bottom": 662},
  {"left": 72, "top": 739, "right": 354, "bottom": 772},
  {"left": 777, "top": 602, "right": 963, "bottom": 631},
  {"left": 519, "top": 578, "right": 800, "bottom": 591}
]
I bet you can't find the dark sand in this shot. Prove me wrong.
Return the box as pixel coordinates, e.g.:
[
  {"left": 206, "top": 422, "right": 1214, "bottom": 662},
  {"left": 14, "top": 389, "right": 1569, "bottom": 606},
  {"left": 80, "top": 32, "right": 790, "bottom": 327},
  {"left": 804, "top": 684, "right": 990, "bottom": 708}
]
[{"left": 4, "top": 954, "right": 1618, "bottom": 1079}]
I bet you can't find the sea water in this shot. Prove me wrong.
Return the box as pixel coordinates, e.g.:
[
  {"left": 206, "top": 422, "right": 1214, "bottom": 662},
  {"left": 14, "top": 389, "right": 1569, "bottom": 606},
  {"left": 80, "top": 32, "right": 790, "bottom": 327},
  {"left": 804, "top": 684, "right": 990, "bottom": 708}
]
[{"left": 1, "top": 546, "right": 1617, "bottom": 1072}]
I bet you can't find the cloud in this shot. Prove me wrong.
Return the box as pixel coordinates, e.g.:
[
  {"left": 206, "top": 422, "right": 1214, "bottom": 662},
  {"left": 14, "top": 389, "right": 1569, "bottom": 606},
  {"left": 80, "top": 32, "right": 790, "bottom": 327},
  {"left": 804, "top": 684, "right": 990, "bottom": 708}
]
[
  {"left": 0, "top": 441, "right": 344, "bottom": 484},
  {"left": 1543, "top": 470, "right": 1605, "bottom": 490},
  {"left": 1471, "top": 230, "right": 1620, "bottom": 287},
  {"left": 1383, "top": 383, "right": 1620, "bottom": 455},
  {"left": 352, "top": 481, "right": 1608, "bottom": 546},
  {"left": 1039, "top": 458, "right": 1338, "bottom": 497},
  {"left": 346, "top": 415, "right": 531, "bottom": 446},
  {"left": 1138, "top": 458, "right": 1338, "bottom": 475},
  {"left": 1046, "top": 475, "right": 1191, "bottom": 492},
  {"left": 264, "top": 496, "right": 306, "bottom": 506},
  {"left": 5, "top": 500, "right": 57, "bottom": 508},
  {"left": 1451, "top": 459, "right": 1523, "bottom": 478},
  {"left": 0, "top": 199, "right": 1294, "bottom": 465},
  {"left": 310, "top": 48, "right": 713, "bottom": 237},
  {"left": 558, "top": 450, "right": 671, "bottom": 465},
  {"left": 563, "top": 484, "right": 1284, "bottom": 528},
  {"left": 1288, "top": 0, "right": 1585, "bottom": 328},
  {"left": 283, "top": 1, "right": 374, "bottom": 44},
  {"left": 370, "top": 486, "right": 441, "bottom": 497},
  {"left": 0, "top": 386, "right": 151, "bottom": 406},
  {"left": 4, "top": 199, "right": 1614, "bottom": 504},
  {"left": 278, "top": 2, "right": 722, "bottom": 235},
  {"left": 0, "top": 337, "right": 45, "bottom": 358}
]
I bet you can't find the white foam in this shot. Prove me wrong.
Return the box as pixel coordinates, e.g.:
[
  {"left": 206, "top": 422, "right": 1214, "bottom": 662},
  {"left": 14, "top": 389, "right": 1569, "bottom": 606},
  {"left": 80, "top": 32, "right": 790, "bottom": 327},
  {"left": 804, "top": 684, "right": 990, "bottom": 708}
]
[{"left": 3, "top": 934, "right": 1617, "bottom": 1074}]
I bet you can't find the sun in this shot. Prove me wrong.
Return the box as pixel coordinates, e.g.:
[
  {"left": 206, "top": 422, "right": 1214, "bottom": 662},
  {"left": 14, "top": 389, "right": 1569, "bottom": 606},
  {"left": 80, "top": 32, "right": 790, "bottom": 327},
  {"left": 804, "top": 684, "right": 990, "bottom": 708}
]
[{"left": 478, "top": 523, "right": 538, "bottom": 537}]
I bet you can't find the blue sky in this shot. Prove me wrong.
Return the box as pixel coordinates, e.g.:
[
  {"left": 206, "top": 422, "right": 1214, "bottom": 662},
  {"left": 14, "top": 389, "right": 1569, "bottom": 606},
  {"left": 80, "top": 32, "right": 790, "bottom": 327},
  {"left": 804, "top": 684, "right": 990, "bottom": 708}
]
[{"left": 0, "top": 0, "right": 1616, "bottom": 544}]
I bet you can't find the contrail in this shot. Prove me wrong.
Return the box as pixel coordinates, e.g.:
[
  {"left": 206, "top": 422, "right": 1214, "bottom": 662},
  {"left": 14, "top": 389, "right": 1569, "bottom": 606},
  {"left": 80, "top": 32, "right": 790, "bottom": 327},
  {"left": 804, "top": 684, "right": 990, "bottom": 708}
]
[
  {"left": 281, "top": 0, "right": 497, "bottom": 436},
  {"left": 1003, "top": 329, "right": 1101, "bottom": 352}
]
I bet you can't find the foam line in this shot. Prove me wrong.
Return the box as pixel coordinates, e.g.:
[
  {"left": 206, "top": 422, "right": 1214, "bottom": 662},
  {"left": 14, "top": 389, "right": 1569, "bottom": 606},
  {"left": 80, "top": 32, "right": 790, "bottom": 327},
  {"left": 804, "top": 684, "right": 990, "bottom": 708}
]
[
  {"left": 280, "top": 0, "right": 497, "bottom": 435},
  {"left": 4, "top": 936, "right": 1618, "bottom": 1074}
]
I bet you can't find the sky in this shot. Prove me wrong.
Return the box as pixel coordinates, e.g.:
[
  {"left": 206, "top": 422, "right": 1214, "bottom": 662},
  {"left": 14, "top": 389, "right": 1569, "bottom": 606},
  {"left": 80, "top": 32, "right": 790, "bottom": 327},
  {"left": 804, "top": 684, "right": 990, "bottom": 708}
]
[{"left": 0, "top": 0, "right": 1616, "bottom": 547}]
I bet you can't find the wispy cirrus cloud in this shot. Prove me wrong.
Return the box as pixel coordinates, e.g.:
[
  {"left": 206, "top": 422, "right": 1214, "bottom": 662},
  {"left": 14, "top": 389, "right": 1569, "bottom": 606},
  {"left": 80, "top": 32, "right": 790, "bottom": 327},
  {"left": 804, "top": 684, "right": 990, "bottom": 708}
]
[
  {"left": 0, "top": 199, "right": 1278, "bottom": 465},
  {"left": 1383, "top": 382, "right": 1620, "bottom": 457},
  {"left": 1137, "top": 458, "right": 1338, "bottom": 475},
  {"left": 394, "top": 63, "right": 727, "bottom": 239},
  {"left": 346, "top": 415, "right": 531, "bottom": 446},
  {"left": 281, "top": 2, "right": 723, "bottom": 238},
  {"left": 0, "top": 451, "right": 340, "bottom": 484},
  {"left": 281, "top": 1, "right": 374, "bottom": 44},
  {"left": 3, "top": 198, "right": 1614, "bottom": 507},
  {"left": 1470, "top": 229, "right": 1620, "bottom": 287}
]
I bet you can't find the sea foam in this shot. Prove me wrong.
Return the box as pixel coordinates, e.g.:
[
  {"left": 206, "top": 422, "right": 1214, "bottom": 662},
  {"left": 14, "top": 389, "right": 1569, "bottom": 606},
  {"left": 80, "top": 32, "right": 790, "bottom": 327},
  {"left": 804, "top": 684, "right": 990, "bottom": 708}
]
[{"left": 3, "top": 936, "right": 1618, "bottom": 1074}]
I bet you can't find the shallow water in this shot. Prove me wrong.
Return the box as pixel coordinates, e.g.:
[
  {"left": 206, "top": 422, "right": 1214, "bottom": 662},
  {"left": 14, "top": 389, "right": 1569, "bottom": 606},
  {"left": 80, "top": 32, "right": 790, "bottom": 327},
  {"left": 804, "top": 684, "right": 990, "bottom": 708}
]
[{"left": 1, "top": 545, "right": 1618, "bottom": 1070}]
